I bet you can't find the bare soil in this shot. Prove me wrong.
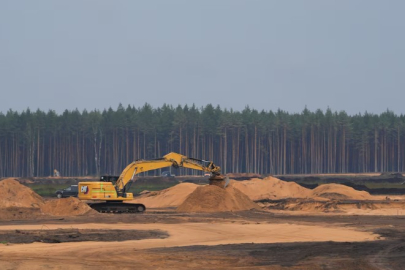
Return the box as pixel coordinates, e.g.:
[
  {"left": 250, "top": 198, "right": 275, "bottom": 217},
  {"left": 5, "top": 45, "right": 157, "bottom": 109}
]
[
  {"left": 1, "top": 177, "right": 405, "bottom": 269},
  {"left": 0, "top": 229, "right": 168, "bottom": 243},
  {"left": 0, "top": 178, "right": 44, "bottom": 208},
  {"left": 0, "top": 211, "right": 404, "bottom": 269},
  {"left": 41, "top": 197, "right": 97, "bottom": 216},
  {"left": 259, "top": 198, "right": 405, "bottom": 215},
  {"left": 132, "top": 182, "right": 199, "bottom": 208},
  {"left": 177, "top": 184, "right": 259, "bottom": 212}
]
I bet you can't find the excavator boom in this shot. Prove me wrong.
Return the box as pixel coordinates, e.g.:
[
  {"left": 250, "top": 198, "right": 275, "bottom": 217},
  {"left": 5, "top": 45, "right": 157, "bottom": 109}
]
[{"left": 115, "top": 152, "right": 222, "bottom": 195}]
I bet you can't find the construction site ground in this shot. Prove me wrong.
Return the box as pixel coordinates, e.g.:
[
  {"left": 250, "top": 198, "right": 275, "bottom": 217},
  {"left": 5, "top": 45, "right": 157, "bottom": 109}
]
[
  {"left": 2, "top": 175, "right": 405, "bottom": 269},
  {"left": 1, "top": 210, "right": 405, "bottom": 270}
]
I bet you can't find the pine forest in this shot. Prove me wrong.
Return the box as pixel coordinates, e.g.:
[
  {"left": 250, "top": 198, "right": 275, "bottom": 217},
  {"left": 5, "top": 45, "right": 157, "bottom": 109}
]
[{"left": 1, "top": 104, "right": 405, "bottom": 177}]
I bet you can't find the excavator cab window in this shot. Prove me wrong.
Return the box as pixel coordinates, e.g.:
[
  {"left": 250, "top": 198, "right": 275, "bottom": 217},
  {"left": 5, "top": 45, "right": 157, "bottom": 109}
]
[{"left": 100, "top": 175, "right": 119, "bottom": 185}]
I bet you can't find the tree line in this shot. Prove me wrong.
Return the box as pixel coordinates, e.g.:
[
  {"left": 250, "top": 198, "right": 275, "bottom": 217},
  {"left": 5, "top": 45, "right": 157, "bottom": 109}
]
[{"left": 0, "top": 104, "right": 404, "bottom": 177}]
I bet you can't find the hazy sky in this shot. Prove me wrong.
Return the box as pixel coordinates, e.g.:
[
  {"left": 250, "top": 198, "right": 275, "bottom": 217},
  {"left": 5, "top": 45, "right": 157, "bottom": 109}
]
[{"left": 1, "top": 1, "right": 404, "bottom": 115}]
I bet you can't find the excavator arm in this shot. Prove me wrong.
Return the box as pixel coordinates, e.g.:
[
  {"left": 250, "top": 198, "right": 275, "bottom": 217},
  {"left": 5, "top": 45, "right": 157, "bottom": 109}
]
[{"left": 115, "top": 152, "right": 224, "bottom": 196}]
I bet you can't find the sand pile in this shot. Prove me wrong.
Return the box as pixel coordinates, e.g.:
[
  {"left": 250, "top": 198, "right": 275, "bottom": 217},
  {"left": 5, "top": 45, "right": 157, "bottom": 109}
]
[
  {"left": 229, "top": 177, "right": 374, "bottom": 202},
  {"left": 0, "top": 178, "right": 95, "bottom": 219},
  {"left": 176, "top": 185, "right": 259, "bottom": 213},
  {"left": 0, "top": 178, "right": 45, "bottom": 220},
  {"left": 229, "top": 177, "right": 313, "bottom": 201},
  {"left": 133, "top": 183, "right": 199, "bottom": 208},
  {"left": 0, "top": 178, "right": 44, "bottom": 208},
  {"left": 311, "top": 184, "right": 374, "bottom": 200},
  {"left": 41, "top": 197, "right": 96, "bottom": 216}
]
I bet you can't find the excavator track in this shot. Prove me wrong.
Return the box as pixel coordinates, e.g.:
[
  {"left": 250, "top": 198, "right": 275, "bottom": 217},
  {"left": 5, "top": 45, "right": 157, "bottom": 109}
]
[{"left": 88, "top": 202, "right": 146, "bottom": 213}]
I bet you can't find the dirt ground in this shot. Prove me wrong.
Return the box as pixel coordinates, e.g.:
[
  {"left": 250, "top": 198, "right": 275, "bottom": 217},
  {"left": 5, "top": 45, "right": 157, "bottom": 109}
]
[
  {"left": 0, "top": 229, "right": 168, "bottom": 244},
  {"left": 0, "top": 210, "right": 405, "bottom": 270}
]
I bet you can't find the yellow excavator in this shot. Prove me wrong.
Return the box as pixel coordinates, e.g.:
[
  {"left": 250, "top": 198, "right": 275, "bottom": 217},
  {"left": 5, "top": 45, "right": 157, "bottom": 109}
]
[{"left": 78, "top": 152, "right": 228, "bottom": 213}]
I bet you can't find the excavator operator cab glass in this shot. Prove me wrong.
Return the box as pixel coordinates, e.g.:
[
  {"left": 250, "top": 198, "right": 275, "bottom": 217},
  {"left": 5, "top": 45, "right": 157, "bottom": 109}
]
[{"left": 100, "top": 175, "right": 119, "bottom": 185}]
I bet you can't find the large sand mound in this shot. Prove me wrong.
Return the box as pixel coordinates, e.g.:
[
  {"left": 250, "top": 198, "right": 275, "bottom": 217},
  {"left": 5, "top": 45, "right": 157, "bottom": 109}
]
[
  {"left": 311, "top": 184, "right": 373, "bottom": 200},
  {"left": 133, "top": 183, "right": 199, "bottom": 208},
  {"left": 41, "top": 197, "right": 96, "bottom": 216},
  {"left": 229, "top": 177, "right": 312, "bottom": 201},
  {"left": 0, "top": 178, "right": 44, "bottom": 208},
  {"left": 0, "top": 178, "right": 95, "bottom": 219},
  {"left": 176, "top": 185, "right": 259, "bottom": 213}
]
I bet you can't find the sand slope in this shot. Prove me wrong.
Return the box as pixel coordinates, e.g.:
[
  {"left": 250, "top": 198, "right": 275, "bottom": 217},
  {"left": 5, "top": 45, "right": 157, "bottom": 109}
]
[
  {"left": 41, "top": 197, "right": 96, "bottom": 216},
  {"left": 311, "top": 184, "right": 374, "bottom": 200},
  {"left": 0, "top": 178, "right": 95, "bottom": 219},
  {"left": 0, "top": 178, "right": 44, "bottom": 208},
  {"left": 230, "top": 177, "right": 375, "bottom": 202},
  {"left": 132, "top": 176, "right": 376, "bottom": 212},
  {"left": 132, "top": 183, "right": 199, "bottom": 208},
  {"left": 229, "top": 177, "right": 313, "bottom": 201},
  {"left": 177, "top": 185, "right": 259, "bottom": 212}
]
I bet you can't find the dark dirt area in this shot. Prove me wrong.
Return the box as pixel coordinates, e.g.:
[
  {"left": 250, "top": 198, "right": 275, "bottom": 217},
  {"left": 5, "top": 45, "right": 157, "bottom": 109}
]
[
  {"left": 136, "top": 212, "right": 405, "bottom": 269},
  {"left": 0, "top": 229, "right": 168, "bottom": 244},
  {"left": 143, "top": 239, "right": 405, "bottom": 270},
  {"left": 257, "top": 198, "right": 405, "bottom": 213},
  {"left": 3, "top": 208, "right": 405, "bottom": 227}
]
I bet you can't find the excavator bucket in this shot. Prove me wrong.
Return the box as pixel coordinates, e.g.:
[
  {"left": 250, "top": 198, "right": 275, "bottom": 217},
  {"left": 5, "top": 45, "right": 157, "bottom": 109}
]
[{"left": 208, "top": 175, "right": 229, "bottom": 188}]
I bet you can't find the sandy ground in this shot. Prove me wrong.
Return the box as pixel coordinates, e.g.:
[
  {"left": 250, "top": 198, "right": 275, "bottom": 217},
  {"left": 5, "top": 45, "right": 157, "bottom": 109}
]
[
  {"left": 0, "top": 222, "right": 378, "bottom": 251},
  {"left": 0, "top": 210, "right": 404, "bottom": 270},
  {"left": 1, "top": 177, "right": 405, "bottom": 269}
]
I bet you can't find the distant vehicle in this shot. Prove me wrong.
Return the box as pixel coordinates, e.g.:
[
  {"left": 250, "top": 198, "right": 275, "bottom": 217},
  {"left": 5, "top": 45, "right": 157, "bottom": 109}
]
[
  {"left": 55, "top": 185, "right": 78, "bottom": 198},
  {"left": 161, "top": 171, "right": 175, "bottom": 177},
  {"left": 204, "top": 173, "right": 211, "bottom": 177}
]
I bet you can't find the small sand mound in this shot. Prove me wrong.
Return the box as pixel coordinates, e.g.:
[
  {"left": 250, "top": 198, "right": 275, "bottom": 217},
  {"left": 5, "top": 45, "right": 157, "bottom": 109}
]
[
  {"left": 311, "top": 184, "right": 373, "bottom": 200},
  {"left": 176, "top": 185, "right": 259, "bottom": 213},
  {"left": 0, "top": 178, "right": 44, "bottom": 208},
  {"left": 133, "top": 183, "right": 199, "bottom": 208},
  {"left": 41, "top": 197, "right": 96, "bottom": 216},
  {"left": 230, "top": 177, "right": 312, "bottom": 201}
]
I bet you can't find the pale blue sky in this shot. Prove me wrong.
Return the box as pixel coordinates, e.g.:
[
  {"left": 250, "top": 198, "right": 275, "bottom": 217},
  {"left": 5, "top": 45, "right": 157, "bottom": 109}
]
[{"left": 1, "top": 1, "right": 404, "bottom": 115}]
